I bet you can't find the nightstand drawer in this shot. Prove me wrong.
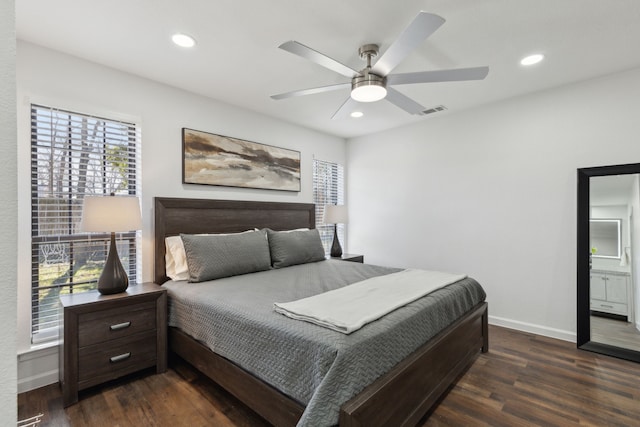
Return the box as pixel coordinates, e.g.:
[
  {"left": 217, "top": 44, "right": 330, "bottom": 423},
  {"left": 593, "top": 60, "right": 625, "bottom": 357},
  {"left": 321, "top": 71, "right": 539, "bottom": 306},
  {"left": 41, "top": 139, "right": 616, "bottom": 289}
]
[
  {"left": 78, "top": 330, "right": 157, "bottom": 384},
  {"left": 78, "top": 300, "right": 156, "bottom": 347}
]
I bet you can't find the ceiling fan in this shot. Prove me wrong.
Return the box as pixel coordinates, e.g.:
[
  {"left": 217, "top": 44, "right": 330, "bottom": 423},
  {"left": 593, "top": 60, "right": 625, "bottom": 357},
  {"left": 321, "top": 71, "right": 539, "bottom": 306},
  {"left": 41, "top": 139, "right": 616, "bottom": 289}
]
[{"left": 271, "top": 11, "right": 489, "bottom": 119}]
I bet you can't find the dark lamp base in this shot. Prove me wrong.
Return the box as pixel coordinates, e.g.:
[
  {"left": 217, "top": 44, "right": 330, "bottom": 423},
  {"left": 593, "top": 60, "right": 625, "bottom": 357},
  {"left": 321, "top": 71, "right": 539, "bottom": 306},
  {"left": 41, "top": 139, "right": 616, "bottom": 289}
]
[
  {"left": 330, "top": 224, "right": 343, "bottom": 258},
  {"left": 98, "top": 232, "right": 129, "bottom": 295}
]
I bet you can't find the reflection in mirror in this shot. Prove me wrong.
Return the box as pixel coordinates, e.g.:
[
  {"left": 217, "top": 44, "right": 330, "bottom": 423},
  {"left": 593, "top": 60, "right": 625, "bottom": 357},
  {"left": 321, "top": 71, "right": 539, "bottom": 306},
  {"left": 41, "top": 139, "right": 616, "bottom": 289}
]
[
  {"left": 590, "top": 219, "right": 621, "bottom": 259},
  {"left": 577, "top": 164, "right": 640, "bottom": 362}
]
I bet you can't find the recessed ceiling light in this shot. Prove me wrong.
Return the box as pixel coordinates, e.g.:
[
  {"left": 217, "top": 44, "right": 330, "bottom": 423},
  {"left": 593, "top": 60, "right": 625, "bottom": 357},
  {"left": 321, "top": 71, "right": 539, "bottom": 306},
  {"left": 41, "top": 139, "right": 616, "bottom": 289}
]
[
  {"left": 172, "top": 33, "right": 196, "bottom": 48},
  {"left": 520, "top": 54, "right": 544, "bottom": 66},
  {"left": 350, "top": 111, "right": 364, "bottom": 118}
]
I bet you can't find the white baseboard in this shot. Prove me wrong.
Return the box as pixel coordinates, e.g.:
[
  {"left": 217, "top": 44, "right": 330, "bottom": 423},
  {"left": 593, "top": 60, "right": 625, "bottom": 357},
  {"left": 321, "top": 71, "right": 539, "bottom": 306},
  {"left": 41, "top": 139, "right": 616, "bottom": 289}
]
[
  {"left": 18, "top": 369, "right": 58, "bottom": 394},
  {"left": 17, "top": 345, "right": 59, "bottom": 393},
  {"left": 489, "top": 315, "right": 576, "bottom": 343}
]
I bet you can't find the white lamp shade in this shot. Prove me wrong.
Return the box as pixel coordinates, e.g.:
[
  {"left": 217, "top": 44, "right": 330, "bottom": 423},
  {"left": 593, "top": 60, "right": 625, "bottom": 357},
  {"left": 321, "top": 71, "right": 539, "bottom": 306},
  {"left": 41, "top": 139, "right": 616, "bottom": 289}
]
[
  {"left": 324, "top": 204, "right": 348, "bottom": 224},
  {"left": 80, "top": 195, "right": 142, "bottom": 232}
]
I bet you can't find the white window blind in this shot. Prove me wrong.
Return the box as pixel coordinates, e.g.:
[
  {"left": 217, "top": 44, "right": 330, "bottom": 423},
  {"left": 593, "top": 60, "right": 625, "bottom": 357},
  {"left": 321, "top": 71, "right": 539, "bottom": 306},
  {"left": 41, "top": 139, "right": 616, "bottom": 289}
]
[
  {"left": 30, "top": 104, "right": 141, "bottom": 344},
  {"left": 312, "top": 158, "right": 345, "bottom": 254}
]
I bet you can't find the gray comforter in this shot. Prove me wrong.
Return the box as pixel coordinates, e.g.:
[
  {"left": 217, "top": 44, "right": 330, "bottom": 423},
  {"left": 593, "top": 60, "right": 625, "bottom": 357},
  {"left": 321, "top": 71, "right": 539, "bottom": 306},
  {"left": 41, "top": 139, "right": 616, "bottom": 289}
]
[{"left": 163, "top": 260, "right": 486, "bottom": 426}]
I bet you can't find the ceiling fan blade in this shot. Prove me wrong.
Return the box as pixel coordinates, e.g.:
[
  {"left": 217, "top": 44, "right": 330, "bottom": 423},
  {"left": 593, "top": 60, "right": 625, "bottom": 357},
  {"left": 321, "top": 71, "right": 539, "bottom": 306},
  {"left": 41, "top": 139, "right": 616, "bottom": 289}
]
[
  {"left": 331, "top": 97, "right": 359, "bottom": 120},
  {"left": 385, "top": 87, "right": 426, "bottom": 115},
  {"left": 387, "top": 66, "right": 489, "bottom": 85},
  {"left": 271, "top": 83, "right": 351, "bottom": 100},
  {"left": 372, "top": 12, "right": 446, "bottom": 76},
  {"left": 279, "top": 41, "right": 359, "bottom": 78}
]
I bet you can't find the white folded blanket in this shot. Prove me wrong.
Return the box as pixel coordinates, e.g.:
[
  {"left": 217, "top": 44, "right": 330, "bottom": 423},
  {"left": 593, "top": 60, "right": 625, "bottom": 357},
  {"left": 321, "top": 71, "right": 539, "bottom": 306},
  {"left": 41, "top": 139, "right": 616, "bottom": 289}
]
[{"left": 274, "top": 269, "right": 466, "bottom": 334}]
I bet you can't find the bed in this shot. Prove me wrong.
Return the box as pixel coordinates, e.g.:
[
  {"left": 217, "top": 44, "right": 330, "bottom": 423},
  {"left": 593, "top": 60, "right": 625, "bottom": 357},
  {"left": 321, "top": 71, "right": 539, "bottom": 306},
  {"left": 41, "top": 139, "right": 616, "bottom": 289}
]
[{"left": 154, "top": 197, "right": 488, "bottom": 427}]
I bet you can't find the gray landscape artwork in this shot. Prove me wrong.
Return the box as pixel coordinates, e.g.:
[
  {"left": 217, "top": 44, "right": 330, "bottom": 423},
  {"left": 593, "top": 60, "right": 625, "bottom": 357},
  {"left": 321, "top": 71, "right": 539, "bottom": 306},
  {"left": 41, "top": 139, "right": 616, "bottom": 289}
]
[{"left": 183, "top": 128, "right": 301, "bottom": 191}]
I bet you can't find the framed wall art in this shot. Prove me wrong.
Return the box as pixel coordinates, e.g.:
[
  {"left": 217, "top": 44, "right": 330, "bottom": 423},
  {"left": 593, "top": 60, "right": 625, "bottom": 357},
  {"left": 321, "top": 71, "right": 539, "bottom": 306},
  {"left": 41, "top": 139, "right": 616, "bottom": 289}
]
[{"left": 182, "top": 128, "right": 301, "bottom": 192}]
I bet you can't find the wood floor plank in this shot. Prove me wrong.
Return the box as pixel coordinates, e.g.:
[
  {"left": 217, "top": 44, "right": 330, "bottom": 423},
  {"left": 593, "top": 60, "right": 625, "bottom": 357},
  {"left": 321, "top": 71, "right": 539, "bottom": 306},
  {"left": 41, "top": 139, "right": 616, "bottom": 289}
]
[
  {"left": 18, "top": 325, "right": 640, "bottom": 426},
  {"left": 500, "top": 398, "right": 581, "bottom": 427}
]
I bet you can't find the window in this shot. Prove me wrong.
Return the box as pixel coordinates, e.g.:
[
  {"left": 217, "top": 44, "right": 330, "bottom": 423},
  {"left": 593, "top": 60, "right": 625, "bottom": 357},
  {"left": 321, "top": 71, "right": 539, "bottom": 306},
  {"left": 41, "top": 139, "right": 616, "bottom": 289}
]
[
  {"left": 30, "top": 104, "right": 140, "bottom": 344},
  {"left": 312, "top": 158, "right": 345, "bottom": 254}
]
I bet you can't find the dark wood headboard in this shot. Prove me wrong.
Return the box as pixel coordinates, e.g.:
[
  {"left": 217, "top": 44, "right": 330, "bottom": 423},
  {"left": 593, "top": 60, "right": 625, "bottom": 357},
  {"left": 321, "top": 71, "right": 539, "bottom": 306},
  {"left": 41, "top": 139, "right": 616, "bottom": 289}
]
[{"left": 154, "top": 197, "right": 316, "bottom": 284}]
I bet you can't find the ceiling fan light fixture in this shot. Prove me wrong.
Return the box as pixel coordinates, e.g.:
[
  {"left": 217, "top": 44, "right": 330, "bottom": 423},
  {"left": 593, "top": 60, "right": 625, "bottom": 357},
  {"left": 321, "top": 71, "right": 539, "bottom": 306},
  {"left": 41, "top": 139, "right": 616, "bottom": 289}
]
[
  {"left": 351, "top": 73, "right": 387, "bottom": 103},
  {"left": 351, "top": 85, "right": 387, "bottom": 102}
]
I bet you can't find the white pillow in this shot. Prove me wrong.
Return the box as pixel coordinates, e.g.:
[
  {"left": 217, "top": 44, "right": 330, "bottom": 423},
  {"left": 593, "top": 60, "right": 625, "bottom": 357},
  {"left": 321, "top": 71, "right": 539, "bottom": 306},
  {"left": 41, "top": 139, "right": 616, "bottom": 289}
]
[
  {"left": 165, "top": 236, "right": 189, "bottom": 281},
  {"left": 165, "top": 230, "right": 258, "bottom": 281}
]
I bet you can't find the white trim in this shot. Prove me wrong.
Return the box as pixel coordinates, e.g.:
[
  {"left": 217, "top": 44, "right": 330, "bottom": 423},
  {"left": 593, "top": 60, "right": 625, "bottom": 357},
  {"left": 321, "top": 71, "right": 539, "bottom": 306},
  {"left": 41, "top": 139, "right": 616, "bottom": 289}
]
[
  {"left": 17, "top": 343, "right": 58, "bottom": 361},
  {"left": 18, "top": 369, "right": 58, "bottom": 394},
  {"left": 17, "top": 345, "right": 59, "bottom": 393},
  {"left": 636, "top": 320, "right": 640, "bottom": 333},
  {"left": 23, "top": 92, "right": 142, "bottom": 125},
  {"left": 489, "top": 315, "right": 576, "bottom": 343}
]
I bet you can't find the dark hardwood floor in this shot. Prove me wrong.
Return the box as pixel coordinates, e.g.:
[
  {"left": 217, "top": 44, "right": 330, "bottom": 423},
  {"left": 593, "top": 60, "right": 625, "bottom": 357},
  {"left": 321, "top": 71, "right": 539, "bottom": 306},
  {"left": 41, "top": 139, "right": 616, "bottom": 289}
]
[{"left": 18, "top": 325, "right": 640, "bottom": 426}]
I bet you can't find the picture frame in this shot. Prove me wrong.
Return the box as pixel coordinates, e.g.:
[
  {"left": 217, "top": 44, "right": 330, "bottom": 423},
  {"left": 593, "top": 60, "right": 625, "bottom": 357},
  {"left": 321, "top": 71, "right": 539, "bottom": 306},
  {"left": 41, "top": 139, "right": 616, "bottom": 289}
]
[{"left": 182, "top": 128, "right": 301, "bottom": 192}]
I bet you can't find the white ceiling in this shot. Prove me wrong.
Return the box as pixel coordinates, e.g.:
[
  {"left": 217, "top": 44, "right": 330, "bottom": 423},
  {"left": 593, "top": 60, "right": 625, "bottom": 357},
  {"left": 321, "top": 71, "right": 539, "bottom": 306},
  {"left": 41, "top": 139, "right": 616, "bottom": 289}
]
[{"left": 16, "top": 0, "right": 640, "bottom": 139}]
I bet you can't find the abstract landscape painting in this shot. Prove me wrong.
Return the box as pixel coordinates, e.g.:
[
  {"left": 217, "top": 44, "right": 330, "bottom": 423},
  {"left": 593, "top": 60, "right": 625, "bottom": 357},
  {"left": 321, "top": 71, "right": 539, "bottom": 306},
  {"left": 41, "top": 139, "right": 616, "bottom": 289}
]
[{"left": 182, "top": 128, "right": 301, "bottom": 191}]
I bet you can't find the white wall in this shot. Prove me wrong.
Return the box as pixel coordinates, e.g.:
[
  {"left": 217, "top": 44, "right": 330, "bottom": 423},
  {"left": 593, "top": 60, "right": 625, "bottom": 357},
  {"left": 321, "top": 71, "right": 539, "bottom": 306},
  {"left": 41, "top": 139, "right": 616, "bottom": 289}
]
[
  {"left": 16, "top": 41, "right": 346, "bottom": 390},
  {"left": 348, "top": 67, "right": 640, "bottom": 341},
  {"left": 0, "top": 0, "right": 18, "bottom": 423}
]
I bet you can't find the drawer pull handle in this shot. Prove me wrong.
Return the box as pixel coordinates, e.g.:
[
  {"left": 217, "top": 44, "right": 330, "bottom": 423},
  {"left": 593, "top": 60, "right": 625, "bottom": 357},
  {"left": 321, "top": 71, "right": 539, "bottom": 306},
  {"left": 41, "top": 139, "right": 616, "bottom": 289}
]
[
  {"left": 110, "top": 321, "right": 131, "bottom": 331},
  {"left": 601, "top": 304, "right": 613, "bottom": 308},
  {"left": 110, "top": 353, "right": 131, "bottom": 363}
]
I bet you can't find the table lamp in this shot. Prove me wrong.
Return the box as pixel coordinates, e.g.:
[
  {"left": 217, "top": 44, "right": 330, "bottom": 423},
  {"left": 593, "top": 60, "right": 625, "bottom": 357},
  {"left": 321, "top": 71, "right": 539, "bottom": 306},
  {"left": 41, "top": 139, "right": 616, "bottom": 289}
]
[
  {"left": 324, "top": 204, "right": 348, "bottom": 257},
  {"left": 80, "top": 195, "right": 142, "bottom": 295}
]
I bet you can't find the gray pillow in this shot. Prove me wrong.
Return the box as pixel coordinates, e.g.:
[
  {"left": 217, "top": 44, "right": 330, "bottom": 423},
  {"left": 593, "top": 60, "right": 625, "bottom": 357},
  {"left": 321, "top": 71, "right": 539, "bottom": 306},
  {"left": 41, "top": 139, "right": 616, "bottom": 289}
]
[
  {"left": 267, "top": 228, "right": 326, "bottom": 268},
  {"left": 181, "top": 229, "right": 271, "bottom": 282}
]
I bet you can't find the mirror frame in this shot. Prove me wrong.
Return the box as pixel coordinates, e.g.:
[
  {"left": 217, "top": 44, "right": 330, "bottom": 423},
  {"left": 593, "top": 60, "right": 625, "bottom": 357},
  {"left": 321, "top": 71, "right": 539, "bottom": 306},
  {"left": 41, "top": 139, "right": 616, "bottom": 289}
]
[{"left": 577, "top": 162, "right": 640, "bottom": 362}]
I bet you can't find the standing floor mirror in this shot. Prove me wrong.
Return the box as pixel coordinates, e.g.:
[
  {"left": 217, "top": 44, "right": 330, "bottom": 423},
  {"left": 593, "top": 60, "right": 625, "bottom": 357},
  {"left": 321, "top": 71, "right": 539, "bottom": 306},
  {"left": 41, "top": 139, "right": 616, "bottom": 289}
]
[{"left": 577, "top": 163, "right": 640, "bottom": 362}]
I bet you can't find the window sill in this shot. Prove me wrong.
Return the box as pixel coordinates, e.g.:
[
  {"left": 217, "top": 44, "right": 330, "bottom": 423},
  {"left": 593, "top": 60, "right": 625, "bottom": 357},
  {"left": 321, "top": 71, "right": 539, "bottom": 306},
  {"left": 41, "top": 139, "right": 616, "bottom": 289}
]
[{"left": 18, "top": 340, "right": 60, "bottom": 360}]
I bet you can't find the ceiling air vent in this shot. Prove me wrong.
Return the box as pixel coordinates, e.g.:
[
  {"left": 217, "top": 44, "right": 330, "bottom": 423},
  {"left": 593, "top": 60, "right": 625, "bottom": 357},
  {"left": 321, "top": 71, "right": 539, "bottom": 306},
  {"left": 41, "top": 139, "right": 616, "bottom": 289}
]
[{"left": 421, "top": 105, "right": 447, "bottom": 115}]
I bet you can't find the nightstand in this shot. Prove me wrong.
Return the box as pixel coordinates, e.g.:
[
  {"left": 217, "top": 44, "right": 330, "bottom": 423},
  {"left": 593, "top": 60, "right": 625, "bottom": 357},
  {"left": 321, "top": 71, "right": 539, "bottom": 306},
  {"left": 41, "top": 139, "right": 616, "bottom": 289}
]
[
  {"left": 59, "top": 283, "right": 167, "bottom": 407},
  {"left": 331, "top": 253, "right": 364, "bottom": 263}
]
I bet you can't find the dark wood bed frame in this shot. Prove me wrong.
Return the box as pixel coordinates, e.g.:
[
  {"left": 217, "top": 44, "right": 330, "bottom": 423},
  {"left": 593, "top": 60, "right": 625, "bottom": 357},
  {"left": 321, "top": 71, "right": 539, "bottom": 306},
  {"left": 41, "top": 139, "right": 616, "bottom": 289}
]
[{"left": 153, "top": 197, "right": 488, "bottom": 427}]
